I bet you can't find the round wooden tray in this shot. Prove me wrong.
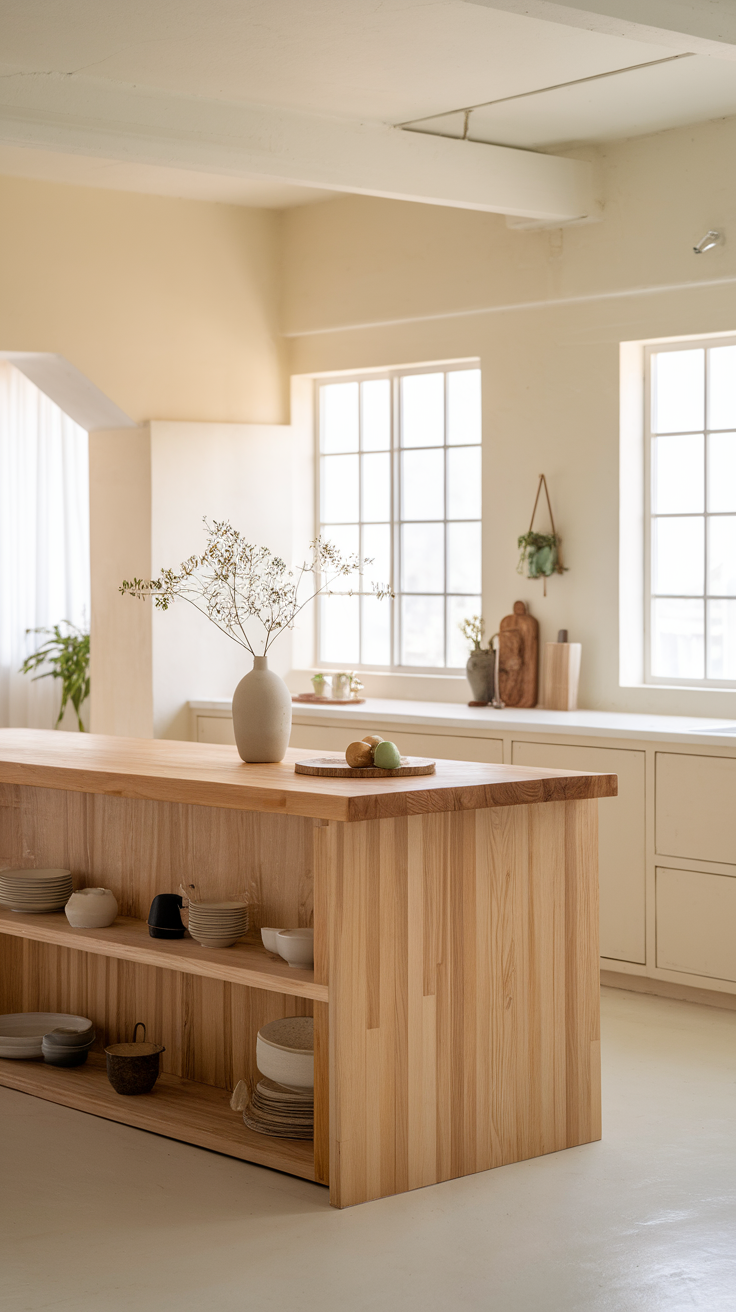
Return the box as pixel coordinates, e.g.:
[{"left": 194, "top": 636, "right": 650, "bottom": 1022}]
[{"left": 294, "top": 756, "right": 436, "bottom": 778}]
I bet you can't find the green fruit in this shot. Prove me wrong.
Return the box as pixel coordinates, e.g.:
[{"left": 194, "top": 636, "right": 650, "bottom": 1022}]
[{"left": 374, "top": 740, "right": 401, "bottom": 769}]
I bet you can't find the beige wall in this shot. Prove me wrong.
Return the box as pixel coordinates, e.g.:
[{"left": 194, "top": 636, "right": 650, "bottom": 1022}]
[
  {"left": 89, "top": 426, "right": 153, "bottom": 737},
  {"left": 282, "top": 117, "right": 736, "bottom": 718},
  {"left": 149, "top": 420, "right": 295, "bottom": 741},
  {"left": 0, "top": 175, "right": 286, "bottom": 425},
  {"left": 0, "top": 174, "right": 294, "bottom": 737}
]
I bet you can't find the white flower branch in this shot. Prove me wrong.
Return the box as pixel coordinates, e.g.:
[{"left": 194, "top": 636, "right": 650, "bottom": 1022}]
[{"left": 120, "top": 518, "right": 393, "bottom": 657}]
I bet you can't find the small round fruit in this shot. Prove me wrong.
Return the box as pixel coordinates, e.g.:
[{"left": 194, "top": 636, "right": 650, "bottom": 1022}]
[
  {"left": 362, "top": 734, "right": 384, "bottom": 748},
  {"left": 346, "top": 741, "right": 373, "bottom": 768},
  {"left": 373, "top": 741, "right": 401, "bottom": 770}
]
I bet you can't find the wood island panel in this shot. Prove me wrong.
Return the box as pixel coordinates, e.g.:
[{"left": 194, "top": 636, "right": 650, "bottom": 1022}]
[
  {"left": 0, "top": 732, "right": 608, "bottom": 1208},
  {"left": 318, "top": 800, "right": 600, "bottom": 1208},
  {"left": 0, "top": 730, "right": 617, "bottom": 822}
]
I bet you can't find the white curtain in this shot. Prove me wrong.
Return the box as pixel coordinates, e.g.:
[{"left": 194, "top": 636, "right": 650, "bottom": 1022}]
[{"left": 0, "top": 362, "right": 90, "bottom": 729}]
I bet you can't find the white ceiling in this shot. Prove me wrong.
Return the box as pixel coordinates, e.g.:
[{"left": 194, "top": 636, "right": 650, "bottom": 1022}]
[
  {"left": 1, "top": 0, "right": 736, "bottom": 210},
  {"left": 404, "top": 51, "right": 736, "bottom": 150},
  {"left": 0, "top": 0, "right": 677, "bottom": 122}
]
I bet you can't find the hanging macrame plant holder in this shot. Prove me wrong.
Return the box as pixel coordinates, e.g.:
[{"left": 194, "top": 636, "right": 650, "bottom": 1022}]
[{"left": 517, "top": 474, "right": 566, "bottom": 596}]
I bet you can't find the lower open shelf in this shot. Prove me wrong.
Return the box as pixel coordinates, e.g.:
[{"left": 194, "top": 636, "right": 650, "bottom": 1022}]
[{"left": 0, "top": 1054, "right": 318, "bottom": 1184}]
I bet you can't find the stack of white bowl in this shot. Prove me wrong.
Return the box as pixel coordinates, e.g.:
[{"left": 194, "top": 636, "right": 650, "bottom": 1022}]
[
  {"left": 0, "top": 868, "right": 73, "bottom": 913},
  {"left": 246, "top": 1016, "right": 314, "bottom": 1139},
  {"left": 261, "top": 927, "right": 314, "bottom": 968},
  {"left": 187, "top": 900, "right": 248, "bottom": 949},
  {"left": 0, "top": 1012, "right": 93, "bottom": 1062},
  {"left": 42, "top": 1025, "right": 96, "bottom": 1067}
]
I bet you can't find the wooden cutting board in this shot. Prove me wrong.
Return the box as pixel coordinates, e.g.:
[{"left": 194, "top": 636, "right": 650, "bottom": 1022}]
[
  {"left": 498, "top": 601, "right": 539, "bottom": 708},
  {"left": 295, "top": 756, "right": 436, "bottom": 778}
]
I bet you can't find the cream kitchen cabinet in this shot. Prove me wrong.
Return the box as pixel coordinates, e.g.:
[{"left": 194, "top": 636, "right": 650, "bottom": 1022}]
[
  {"left": 656, "top": 866, "right": 736, "bottom": 983},
  {"left": 190, "top": 697, "right": 736, "bottom": 1001},
  {"left": 511, "top": 741, "right": 646, "bottom": 965},
  {"left": 656, "top": 753, "right": 736, "bottom": 866}
]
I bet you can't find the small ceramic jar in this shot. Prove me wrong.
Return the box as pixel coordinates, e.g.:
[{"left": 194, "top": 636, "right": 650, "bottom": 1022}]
[
  {"left": 332, "top": 672, "right": 352, "bottom": 700},
  {"left": 65, "top": 887, "right": 118, "bottom": 929},
  {"left": 311, "top": 674, "right": 332, "bottom": 698}
]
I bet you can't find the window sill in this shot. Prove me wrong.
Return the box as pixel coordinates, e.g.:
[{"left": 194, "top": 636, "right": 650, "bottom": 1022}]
[{"left": 289, "top": 667, "right": 470, "bottom": 705}]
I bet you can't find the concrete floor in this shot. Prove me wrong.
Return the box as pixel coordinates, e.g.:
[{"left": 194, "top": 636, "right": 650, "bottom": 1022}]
[{"left": 1, "top": 987, "right": 735, "bottom": 1312}]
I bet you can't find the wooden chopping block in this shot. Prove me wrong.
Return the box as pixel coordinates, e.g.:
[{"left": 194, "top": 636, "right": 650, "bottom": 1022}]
[
  {"left": 542, "top": 642, "right": 582, "bottom": 711},
  {"left": 498, "top": 601, "right": 539, "bottom": 707}
]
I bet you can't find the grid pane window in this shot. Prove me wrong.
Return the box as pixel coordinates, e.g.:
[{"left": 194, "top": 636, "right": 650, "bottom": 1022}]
[
  {"left": 647, "top": 340, "right": 736, "bottom": 685},
  {"left": 318, "top": 367, "right": 482, "bottom": 669}
]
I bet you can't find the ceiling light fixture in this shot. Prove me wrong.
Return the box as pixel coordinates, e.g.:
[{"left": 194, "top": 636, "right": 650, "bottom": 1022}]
[{"left": 693, "top": 231, "right": 724, "bottom": 255}]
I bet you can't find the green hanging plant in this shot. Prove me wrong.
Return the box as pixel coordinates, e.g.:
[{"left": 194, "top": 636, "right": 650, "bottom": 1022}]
[
  {"left": 19, "top": 622, "right": 90, "bottom": 731},
  {"left": 517, "top": 475, "right": 567, "bottom": 594},
  {"left": 517, "top": 531, "right": 561, "bottom": 580}
]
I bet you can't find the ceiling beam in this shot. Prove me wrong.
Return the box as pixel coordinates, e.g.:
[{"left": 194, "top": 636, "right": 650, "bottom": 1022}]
[
  {"left": 462, "top": 0, "right": 736, "bottom": 59},
  {"left": 0, "top": 72, "right": 597, "bottom": 222}
]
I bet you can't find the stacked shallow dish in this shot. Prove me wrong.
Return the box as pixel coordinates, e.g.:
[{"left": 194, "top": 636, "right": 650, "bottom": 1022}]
[
  {"left": 187, "top": 900, "right": 248, "bottom": 949},
  {"left": 0, "top": 868, "right": 73, "bottom": 913},
  {"left": 243, "top": 1016, "right": 314, "bottom": 1139},
  {"left": 0, "top": 1012, "right": 94, "bottom": 1063},
  {"left": 244, "top": 1077, "right": 314, "bottom": 1140}
]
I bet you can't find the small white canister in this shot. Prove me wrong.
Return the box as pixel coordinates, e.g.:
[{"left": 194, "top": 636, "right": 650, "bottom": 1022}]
[
  {"left": 332, "top": 672, "right": 353, "bottom": 700},
  {"left": 65, "top": 887, "right": 118, "bottom": 929}
]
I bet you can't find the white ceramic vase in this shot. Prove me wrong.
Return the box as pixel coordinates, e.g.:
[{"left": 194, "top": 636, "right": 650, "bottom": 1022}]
[
  {"left": 231, "top": 655, "right": 292, "bottom": 763},
  {"left": 65, "top": 888, "right": 118, "bottom": 928}
]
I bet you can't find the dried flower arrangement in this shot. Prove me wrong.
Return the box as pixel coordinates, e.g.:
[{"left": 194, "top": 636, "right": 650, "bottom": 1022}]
[{"left": 120, "top": 518, "right": 392, "bottom": 655}]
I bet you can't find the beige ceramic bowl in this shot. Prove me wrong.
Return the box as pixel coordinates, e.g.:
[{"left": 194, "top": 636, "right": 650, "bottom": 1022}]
[
  {"left": 256, "top": 1016, "right": 314, "bottom": 1090},
  {"left": 275, "top": 928, "right": 314, "bottom": 969}
]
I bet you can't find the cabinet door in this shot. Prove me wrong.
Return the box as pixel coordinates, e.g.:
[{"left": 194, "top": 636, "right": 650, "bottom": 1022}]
[
  {"left": 196, "top": 715, "right": 236, "bottom": 745},
  {"left": 290, "top": 724, "right": 354, "bottom": 752},
  {"left": 388, "top": 732, "right": 503, "bottom": 764},
  {"left": 656, "top": 753, "right": 736, "bottom": 865},
  {"left": 512, "top": 741, "right": 645, "bottom": 965},
  {"left": 290, "top": 725, "right": 503, "bottom": 763},
  {"left": 656, "top": 867, "right": 736, "bottom": 982}
]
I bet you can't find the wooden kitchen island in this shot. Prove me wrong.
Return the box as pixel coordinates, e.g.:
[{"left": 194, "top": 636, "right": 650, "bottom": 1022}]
[{"left": 0, "top": 730, "right": 616, "bottom": 1207}]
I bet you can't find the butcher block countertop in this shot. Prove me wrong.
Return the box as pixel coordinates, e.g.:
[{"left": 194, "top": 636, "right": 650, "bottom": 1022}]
[{"left": 0, "top": 730, "right": 617, "bottom": 823}]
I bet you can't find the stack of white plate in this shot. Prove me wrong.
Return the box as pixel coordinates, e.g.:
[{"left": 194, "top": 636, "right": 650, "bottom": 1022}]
[
  {"left": 243, "top": 1077, "right": 314, "bottom": 1140},
  {"left": 0, "top": 1012, "right": 93, "bottom": 1060},
  {"left": 187, "top": 900, "right": 248, "bottom": 949},
  {"left": 0, "top": 868, "right": 73, "bottom": 913}
]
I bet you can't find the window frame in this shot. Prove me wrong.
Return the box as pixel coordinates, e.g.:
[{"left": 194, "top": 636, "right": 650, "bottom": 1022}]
[
  {"left": 314, "top": 361, "right": 482, "bottom": 674},
  {"left": 644, "top": 334, "right": 736, "bottom": 689}
]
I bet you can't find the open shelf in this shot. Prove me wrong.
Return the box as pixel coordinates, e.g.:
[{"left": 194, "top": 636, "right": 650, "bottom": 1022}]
[
  {"left": 0, "top": 907, "right": 326, "bottom": 1002},
  {"left": 0, "top": 1054, "right": 317, "bottom": 1182}
]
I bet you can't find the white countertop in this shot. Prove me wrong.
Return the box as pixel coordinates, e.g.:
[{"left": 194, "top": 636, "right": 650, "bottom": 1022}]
[{"left": 190, "top": 697, "right": 736, "bottom": 746}]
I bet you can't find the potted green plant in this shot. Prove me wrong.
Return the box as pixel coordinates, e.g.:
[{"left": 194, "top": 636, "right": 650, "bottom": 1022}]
[
  {"left": 19, "top": 622, "right": 90, "bottom": 731},
  {"left": 460, "top": 615, "right": 496, "bottom": 705},
  {"left": 517, "top": 474, "right": 566, "bottom": 595},
  {"left": 121, "top": 519, "right": 391, "bottom": 763}
]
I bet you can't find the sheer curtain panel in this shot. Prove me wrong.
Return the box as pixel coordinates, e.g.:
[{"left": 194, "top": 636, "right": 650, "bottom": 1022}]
[{"left": 0, "top": 362, "right": 90, "bottom": 728}]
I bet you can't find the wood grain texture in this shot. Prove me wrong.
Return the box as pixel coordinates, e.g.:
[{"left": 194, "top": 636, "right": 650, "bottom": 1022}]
[
  {"left": 0, "top": 782, "right": 314, "bottom": 931},
  {"left": 0, "top": 935, "right": 313, "bottom": 1089},
  {"left": 498, "top": 601, "right": 539, "bottom": 708},
  {"left": 0, "top": 731, "right": 616, "bottom": 822},
  {"left": 0, "top": 787, "right": 318, "bottom": 1176},
  {"left": 0, "top": 1055, "right": 317, "bottom": 1181},
  {"left": 321, "top": 800, "right": 601, "bottom": 1208},
  {"left": 542, "top": 642, "right": 582, "bottom": 712},
  {"left": 294, "top": 756, "right": 436, "bottom": 778},
  {"left": 0, "top": 908, "right": 326, "bottom": 1001}
]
